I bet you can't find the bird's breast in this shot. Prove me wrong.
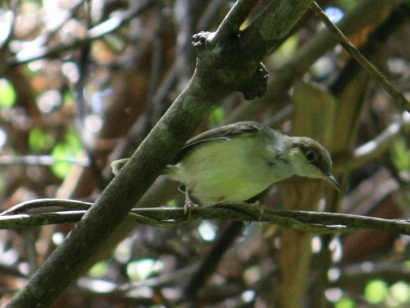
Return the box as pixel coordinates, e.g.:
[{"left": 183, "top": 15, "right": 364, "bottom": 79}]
[{"left": 167, "top": 137, "right": 293, "bottom": 204}]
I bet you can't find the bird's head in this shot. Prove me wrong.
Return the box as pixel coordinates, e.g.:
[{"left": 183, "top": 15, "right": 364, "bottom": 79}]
[{"left": 285, "top": 137, "right": 340, "bottom": 191}]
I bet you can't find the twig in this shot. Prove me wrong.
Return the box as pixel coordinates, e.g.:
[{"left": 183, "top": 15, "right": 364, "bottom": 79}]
[
  {"left": 2, "top": 200, "right": 410, "bottom": 236},
  {"left": 335, "top": 112, "right": 410, "bottom": 172},
  {"left": 0, "top": 155, "right": 89, "bottom": 167},
  {"left": 0, "top": 198, "right": 92, "bottom": 216},
  {"left": 310, "top": 1, "right": 410, "bottom": 113}
]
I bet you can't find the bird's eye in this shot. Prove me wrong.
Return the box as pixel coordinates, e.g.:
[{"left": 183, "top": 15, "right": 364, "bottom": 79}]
[{"left": 305, "top": 150, "right": 316, "bottom": 162}]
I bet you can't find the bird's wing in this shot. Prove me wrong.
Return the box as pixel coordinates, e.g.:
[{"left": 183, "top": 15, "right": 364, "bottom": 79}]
[{"left": 170, "top": 121, "right": 264, "bottom": 164}]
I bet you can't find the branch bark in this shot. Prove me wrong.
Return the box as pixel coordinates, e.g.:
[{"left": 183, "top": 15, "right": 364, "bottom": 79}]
[{"left": 2, "top": 203, "right": 410, "bottom": 236}]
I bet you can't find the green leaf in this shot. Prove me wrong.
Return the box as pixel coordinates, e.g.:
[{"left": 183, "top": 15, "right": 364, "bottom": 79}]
[
  {"left": 365, "top": 280, "right": 387, "bottom": 304},
  {"left": 0, "top": 174, "right": 6, "bottom": 195},
  {"left": 166, "top": 199, "right": 178, "bottom": 207},
  {"left": 276, "top": 34, "right": 299, "bottom": 62},
  {"left": 390, "top": 281, "right": 410, "bottom": 304},
  {"left": 391, "top": 137, "right": 410, "bottom": 171},
  {"left": 29, "top": 128, "right": 54, "bottom": 152},
  {"left": 51, "top": 131, "right": 82, "bottom": 178},
  {"left": 335, "top": 297, "right": 356, "bottom": 308},
  {"left": 0, "top": 78, "right": 16, "bottom": 108},
  {"left": 209, "top": 106, "right": 225, "bottom": 126},
  {"left": 88, "top": 261, "right": 110, "bottom": 278},
  {"left": 335, "top": 0, "right": 358, "bottom": 11}
]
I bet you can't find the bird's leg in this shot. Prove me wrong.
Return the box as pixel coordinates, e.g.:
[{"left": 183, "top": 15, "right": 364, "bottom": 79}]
[
  {"left": 178, "top": 184, "right": 199, "bottom": 219},
  {"left": 183, "top": 189, "right": 199, "bottom": 219}
]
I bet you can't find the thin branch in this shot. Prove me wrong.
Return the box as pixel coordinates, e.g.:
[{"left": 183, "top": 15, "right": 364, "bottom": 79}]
[
  {"left": 0, "top": 211, "right": 85, "bottom": 229},
  {"left": 334, "top": 112, "right": 410, "bottom": 172},
  {"left": 1, "top": 201, "right": 410, "bottom": 236},
  {"left": 311, "top": 1, "right": 410, "bottom": 113},
  {"left": 0, "top": 198, "right": 92, "bottom": 216},
  {"left": 0, "top": 155, "right": 89, "bottom": 167}
]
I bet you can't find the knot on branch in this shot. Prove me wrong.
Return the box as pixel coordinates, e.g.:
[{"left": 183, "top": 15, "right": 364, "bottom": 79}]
[
  {"left": 191, "top": 31, "right": 268, "bottom": 100},
  {"left": 238, "top": 62, "right": 268, "bottom": 100},
  {"left": 192, "top": 31, "right": 215, "bottom": 51}
]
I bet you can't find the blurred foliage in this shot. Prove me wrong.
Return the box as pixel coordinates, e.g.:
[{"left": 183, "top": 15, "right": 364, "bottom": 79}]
[
  {"left": 208, "top": 105, "right": 226, "bottom": 126},
  {"left": 89, "top": 260, "right": 110, "bottom": 279},
  {"left": 29, "top": 127, "right": 54, "bottom": 152},
  {"left": 0, "top": 0, "right": 410, "bottom": 307},
  {"left": 365, "top": 279, "right": 388, "bottom": 304},
  {"left": 335, "top": 297, "right": 356, "bottom": 308},
  {"left": 50, "top": 131, "right": 82, "bottom": 178},
  {"left": 391, "top": 137, "right": 410, "bottom": 171},
  {"left": 0, "top": 79, "right": 16, "bottom": 108}
]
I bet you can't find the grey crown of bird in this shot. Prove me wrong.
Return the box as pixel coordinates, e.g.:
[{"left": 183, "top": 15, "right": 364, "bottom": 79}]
[{"left": 111, "top": 121, "right": 340, "bottom": 206}]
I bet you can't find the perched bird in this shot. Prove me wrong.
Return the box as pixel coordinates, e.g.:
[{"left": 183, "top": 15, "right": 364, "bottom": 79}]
[{"left": 112, "top": 121, "right": 340, "bottom": 210}]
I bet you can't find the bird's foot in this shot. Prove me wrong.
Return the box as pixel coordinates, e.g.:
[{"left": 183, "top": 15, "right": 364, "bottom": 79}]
[
  {"left": 184, "top": 191, "right": 200, "bottom": 220},
  {"left": 184, "top": 201, "right": 199, "bottom": 220}
]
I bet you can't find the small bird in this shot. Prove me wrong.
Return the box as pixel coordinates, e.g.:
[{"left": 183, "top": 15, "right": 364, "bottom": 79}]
[{"left": 112, "top": 121, "right": 340, "bottom": 210}]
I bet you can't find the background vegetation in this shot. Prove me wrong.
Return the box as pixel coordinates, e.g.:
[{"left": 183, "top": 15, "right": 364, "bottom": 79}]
[{"left": 0, "top": 0, "right": 409, "bottom": 307}]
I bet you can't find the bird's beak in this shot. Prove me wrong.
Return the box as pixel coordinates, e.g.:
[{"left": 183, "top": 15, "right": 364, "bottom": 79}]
[{"left": 326, "top": 173, "right": 341, "bottom": 192}]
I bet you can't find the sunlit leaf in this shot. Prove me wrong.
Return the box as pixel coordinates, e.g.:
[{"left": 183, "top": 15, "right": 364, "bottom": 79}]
[
  {"left": 89, "top": 261, "right": 110, "bottom": 278},
  {"left": 166, "top": 199, "right": 178, "bottom": 207},
  {"left": 365, "top": 280, "right": 387, "bottom": 304},
  {"left": 209, "top": 106, "right": 225, "bottom": 126},
  {"left": 276, "top": 34, "right": 299, "bottom": 62},
  {"left": 335, "top": 297, "right": 356, "bottom": 308},
  {"left": 391, "top": 137, "right": 410, "bottom": 171},
  {"left": 0, "top": 78, "right": 16, "bottom": 108},
  {"left": 335, "top": 0, "right": 358, "bottom": 11},
  {"left": 50, "top": 131, "right": 82, "bottom": 178},
  {"left": 390, "top": 281, "right": 410, "bottom": 304},
  {"left": 63, "top": 89, "right": 75, "bottom": 106},
  {"left": 29, "top": 127, "right": 54, "bottom": 152}
]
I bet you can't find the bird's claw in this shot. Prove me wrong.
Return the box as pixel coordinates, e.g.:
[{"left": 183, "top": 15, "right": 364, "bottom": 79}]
[
  {"left": 184, "top": 201, "right": 199, "bottom": 220},
  {"left": 184, "top": 191, "right": 199, "bottom": 220}
]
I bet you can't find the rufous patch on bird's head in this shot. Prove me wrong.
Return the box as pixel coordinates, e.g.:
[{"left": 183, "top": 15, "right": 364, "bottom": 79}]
[{"left": 286, "top": 137, "right": 340, "bottom": 190}]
